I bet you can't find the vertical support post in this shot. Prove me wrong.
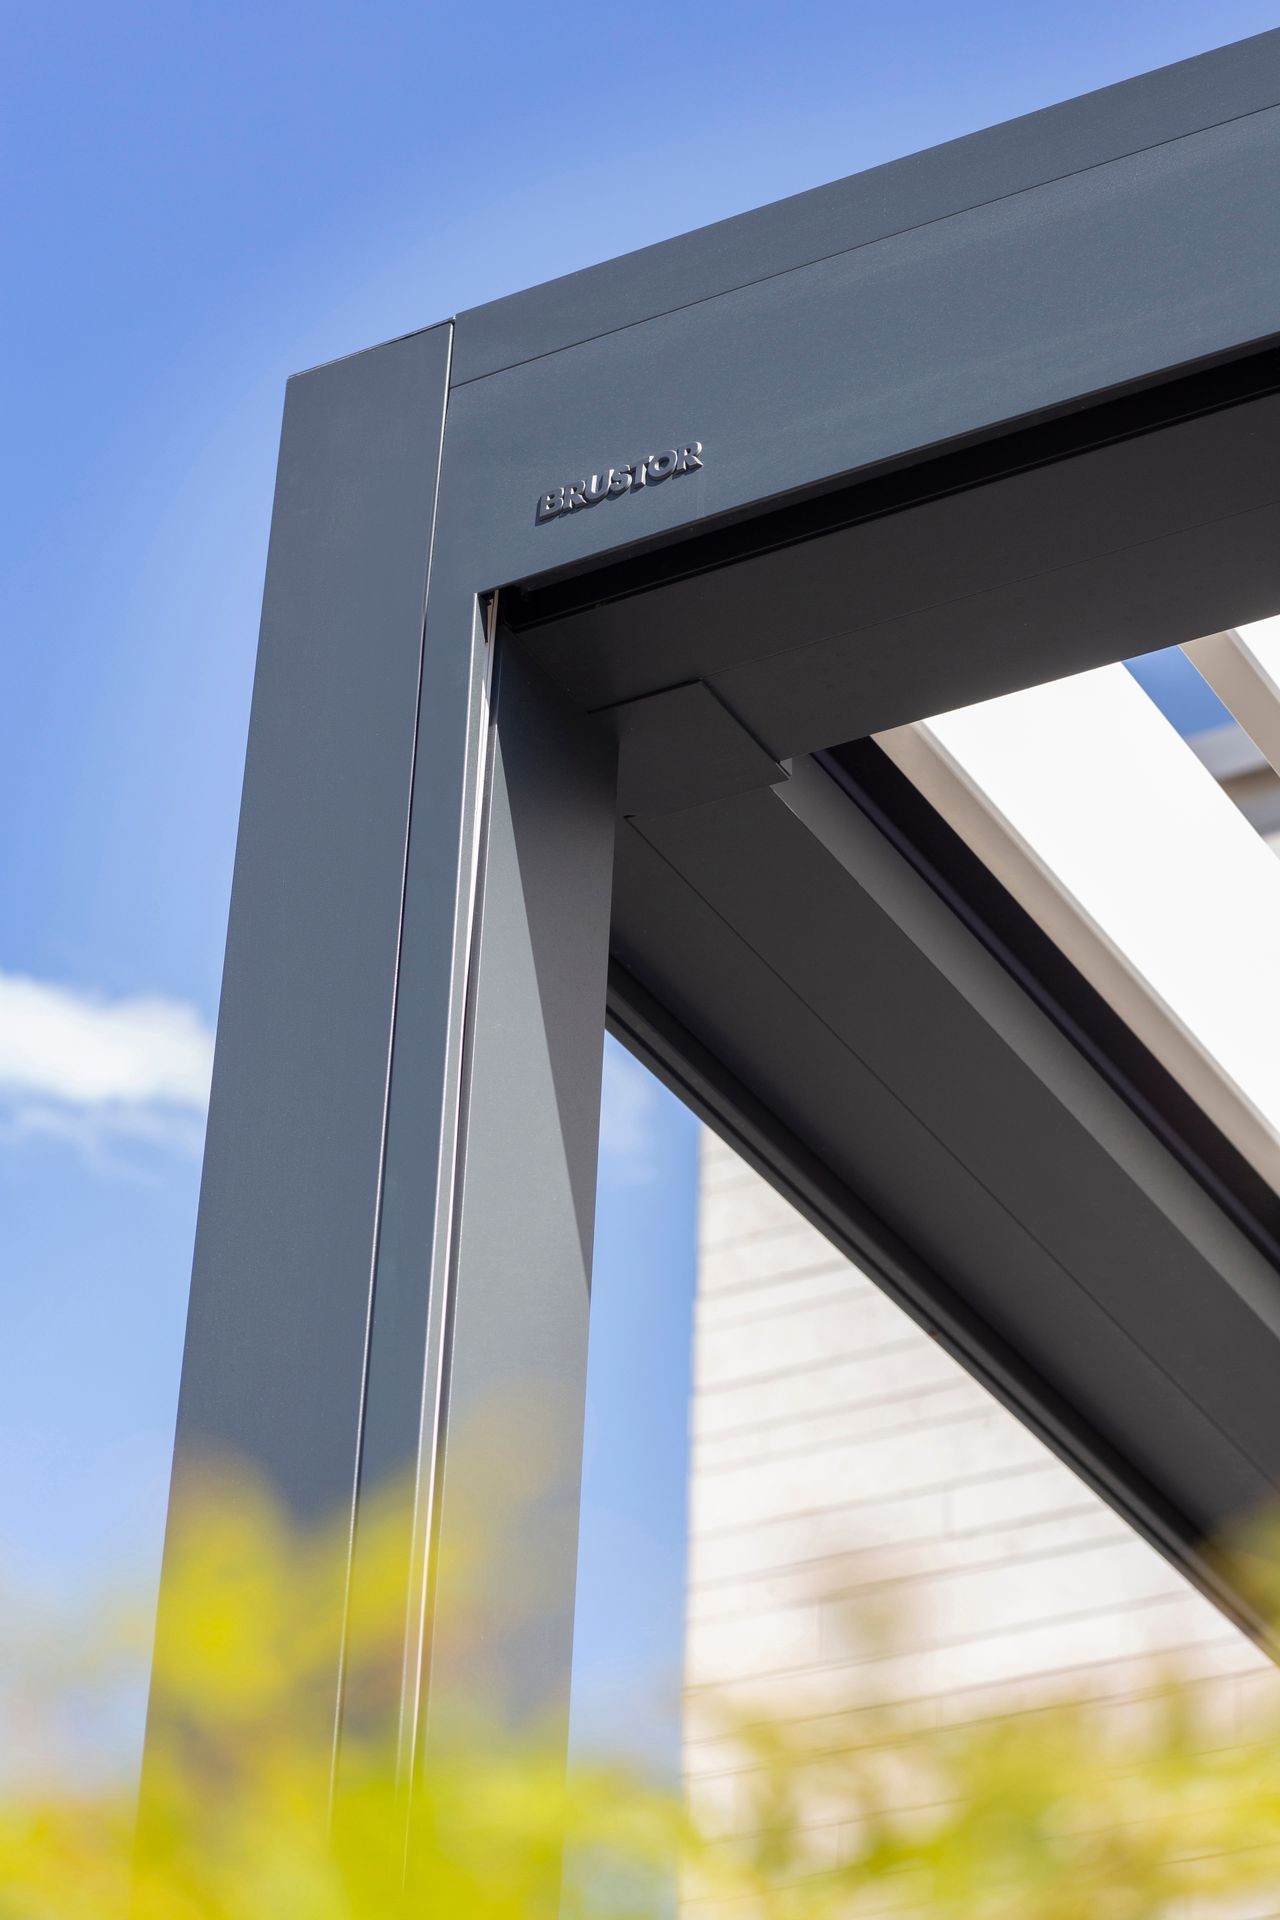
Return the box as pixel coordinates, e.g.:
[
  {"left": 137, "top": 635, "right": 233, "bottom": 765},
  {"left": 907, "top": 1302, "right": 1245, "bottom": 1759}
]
[
  {"left": 145, "top": 320, "right": 618, "bottom": 1837},
  {"left": 421, "top": 639, "right": 616, "bottom": 1754},
  {"left": 145, "top": 325, "right": 453, "bottom": 1768},
  {"left": 343, "top": 616, "right": 616, "bottom": 1799}
]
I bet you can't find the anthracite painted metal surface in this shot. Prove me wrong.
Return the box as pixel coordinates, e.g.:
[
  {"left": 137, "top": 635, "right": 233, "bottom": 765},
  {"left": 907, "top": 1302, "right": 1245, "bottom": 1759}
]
[
  {"left": 151, "top": 28, "right": 1280, "bottom": 1831},
  {"left": 167, "top": 325, "right": 452, "bottom": 1516},
  {"left": 149, "top": 325, "right": 451, "bottom": 1768},
  {"left": 452, "top": 28, "right": 1280, "bottom": 385}
]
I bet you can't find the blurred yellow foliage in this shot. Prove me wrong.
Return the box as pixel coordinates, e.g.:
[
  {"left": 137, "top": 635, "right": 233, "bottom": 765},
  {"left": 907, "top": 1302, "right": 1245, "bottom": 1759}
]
[{"left": 3, "top": 1465, "right": 1280, "bottom": 1918}]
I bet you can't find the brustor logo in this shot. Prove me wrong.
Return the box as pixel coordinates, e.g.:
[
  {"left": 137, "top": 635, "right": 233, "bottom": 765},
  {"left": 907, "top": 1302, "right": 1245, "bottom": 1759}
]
[{"left": 536, "top": 442, "right": 704, "bottom": 521}]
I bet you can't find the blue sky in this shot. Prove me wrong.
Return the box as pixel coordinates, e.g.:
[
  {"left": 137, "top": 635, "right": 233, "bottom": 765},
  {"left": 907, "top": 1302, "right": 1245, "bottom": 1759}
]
[
  {"left": 3, "top": 0, "right": 1276, "bottom": 1781},
  {"left": 572, "top": 1044, "right": 700, "bottom": 1776}
]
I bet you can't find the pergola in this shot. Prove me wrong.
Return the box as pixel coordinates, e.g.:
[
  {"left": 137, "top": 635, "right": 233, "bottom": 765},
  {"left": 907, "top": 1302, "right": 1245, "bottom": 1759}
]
[{"left": 151, "top": 27, "right": 1280, "bottom": 1807}]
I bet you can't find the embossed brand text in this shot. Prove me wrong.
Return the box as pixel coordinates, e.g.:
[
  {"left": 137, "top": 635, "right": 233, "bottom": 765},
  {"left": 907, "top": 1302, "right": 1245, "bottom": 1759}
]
[{"left": 536, "top": 442, "right": 704, "bottom": 521}]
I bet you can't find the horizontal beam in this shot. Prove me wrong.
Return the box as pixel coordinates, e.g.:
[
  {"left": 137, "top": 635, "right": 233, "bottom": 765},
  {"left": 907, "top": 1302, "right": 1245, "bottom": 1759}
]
[
  {"left": 454, "top": 30, "right": 1280, "bottom": 384},
  {"left": 609, "top": 757, "right": 1280, "bottom": 1569}
]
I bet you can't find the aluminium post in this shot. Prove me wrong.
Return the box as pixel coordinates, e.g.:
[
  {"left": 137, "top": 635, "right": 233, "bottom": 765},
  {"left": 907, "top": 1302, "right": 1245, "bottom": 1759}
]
[{"left": 143, "top": 323, "right": 617, "bottom": 1826}]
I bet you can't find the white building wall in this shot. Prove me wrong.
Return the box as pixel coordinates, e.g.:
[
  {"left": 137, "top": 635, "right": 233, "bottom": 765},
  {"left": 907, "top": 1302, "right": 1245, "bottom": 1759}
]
[{"left": 683, "top": 1127, "right": 1280, "bottom": 1889}]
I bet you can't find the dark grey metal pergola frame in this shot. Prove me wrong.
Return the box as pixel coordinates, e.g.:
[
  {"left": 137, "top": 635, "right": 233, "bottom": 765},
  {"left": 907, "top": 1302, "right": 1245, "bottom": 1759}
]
[{"left": 151, "top": 28, "right": 1280, "bottom": 1822}]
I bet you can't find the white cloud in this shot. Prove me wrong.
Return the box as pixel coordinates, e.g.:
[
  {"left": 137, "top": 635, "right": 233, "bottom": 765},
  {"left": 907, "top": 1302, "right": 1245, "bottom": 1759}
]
[
  {"left": 598, "top": 1039, "right": 663, "bottom": 1186},
  {"left": 0, "top": 972, "right": 214, "bottom": 1170}
]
